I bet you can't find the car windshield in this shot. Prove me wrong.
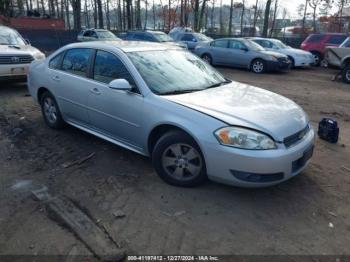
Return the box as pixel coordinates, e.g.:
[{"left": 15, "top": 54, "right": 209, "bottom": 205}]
[
  {"left": 195, "top": 33, "right": 211, "bottom": 41},
  {"left": 0, "top": 28, "right": 26, "bottom": 45},
  {"left": 271, "top": 39, "right": 289, "bottom": 49},
  {"left": 128, "top": 50, "right": 228, "bottom": 95},
  {"left": 97, "top": 31, "right": 118, "bottom": 39},
  {"left": 340, "top": 37, "right": 350, "bottom": 48},
  {"left": 244, "top": 39, "right": 265, "bottom": 51},
  {"left": 153, "top": 33, "right": 174, "bottom": 42}
]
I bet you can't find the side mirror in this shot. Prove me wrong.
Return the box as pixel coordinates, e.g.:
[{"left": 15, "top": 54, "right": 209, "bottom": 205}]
[
  {"left": 109, "top": 79, "right": 132, "bottom": 91},
  {"left": 25, "top": 39, "right": 31, "bottom": 45},
  {"left": 192, "top": 38, "right": 197, "bottom": 42},
  {"left": 241, "top": 47, "right": 249, "bottom": 52}
]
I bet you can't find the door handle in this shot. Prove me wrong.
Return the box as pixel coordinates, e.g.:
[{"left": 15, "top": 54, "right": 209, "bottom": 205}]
[
  {"left": 52, "top": 75, "right": 60, "bottom": 81},
  {"left": 90, "top": 87, "right": 101, "bottom": 95}
]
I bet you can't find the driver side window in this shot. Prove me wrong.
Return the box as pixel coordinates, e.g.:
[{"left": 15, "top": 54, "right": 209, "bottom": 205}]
[{"left": 93, "top": 50, "right": 137, "bottom": 89}]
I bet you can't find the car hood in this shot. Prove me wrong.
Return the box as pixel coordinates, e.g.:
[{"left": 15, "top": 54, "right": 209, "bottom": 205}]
[
  {"left": 163, "top": 82, "right": 308, "bottom": 141},
  {"left": 261, "top": 50, "right": 287, "bottom": 58},
  {"left": 0, "top": 44, "right": 40, "bottom": 55}
]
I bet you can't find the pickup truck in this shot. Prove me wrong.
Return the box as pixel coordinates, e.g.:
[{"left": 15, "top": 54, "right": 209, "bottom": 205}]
[{"left": 325, "top": 37, "right": 350, "bottom": 83}]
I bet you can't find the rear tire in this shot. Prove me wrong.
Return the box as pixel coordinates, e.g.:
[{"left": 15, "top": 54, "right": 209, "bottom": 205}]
[
  {"left": 251, "top": 59, "right": 266, "bottom": 74},
  {"left": 201, "top": 54, "right": 213, "bottom": 65},
  {"left": 342, "top": 64, "right": 350, "bottom": 84},
  {"left": 152, "top": 131, "right": 207, "bottom": 187},
  {"left": 40, "top": 91, "right": 65, "bottom": 129}
]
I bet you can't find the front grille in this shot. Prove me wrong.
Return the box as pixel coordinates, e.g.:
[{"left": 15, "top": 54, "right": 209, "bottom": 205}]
[
  {"left": 284, "top": 124, "right": 310, "bottom": 148},
  {"left": 0, "top": 55, "right": 34, "bottom": 65}
]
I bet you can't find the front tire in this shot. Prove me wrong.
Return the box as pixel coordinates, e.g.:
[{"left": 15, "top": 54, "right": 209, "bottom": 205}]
[
  {"left": 40, "top": 91, "right": 65, "bottom": 129},
  {"left": 342, "top": 64, "right": 350, "bottom": 84},
  {"left": 152, "top": 131, "right": 207, "bottom": 187},
  {"left": 251, "top": 59, "right": 266, "bottom": 74},
  {"left": 311, "top": 51, "right": 322, "bottom": 66}
]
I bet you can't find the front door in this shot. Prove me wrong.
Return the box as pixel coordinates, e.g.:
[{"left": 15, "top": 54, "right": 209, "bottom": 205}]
[{"left": 87, "top": 50, "right": 145, "bottom": 151}]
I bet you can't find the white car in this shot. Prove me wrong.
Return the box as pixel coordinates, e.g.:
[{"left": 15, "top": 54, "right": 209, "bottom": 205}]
[
  {"left": 0, "top": 26, "right": 45, "bottom": 81},
  {"left": 250, "top": 38, "right": 315, "bottom": 67}
]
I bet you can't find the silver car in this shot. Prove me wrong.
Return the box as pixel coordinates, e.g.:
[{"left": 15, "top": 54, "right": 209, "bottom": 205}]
[
  {"left": 195, "top": 38, "right": 291, "bottom": 73},
  {"left": 28, "top": 41, "right": 315, "bottom": 188}
]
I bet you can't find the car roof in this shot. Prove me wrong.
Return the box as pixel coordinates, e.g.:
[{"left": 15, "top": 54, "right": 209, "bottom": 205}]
[{"left": 62, "top": 41, "right": 181, "bottom": 53}]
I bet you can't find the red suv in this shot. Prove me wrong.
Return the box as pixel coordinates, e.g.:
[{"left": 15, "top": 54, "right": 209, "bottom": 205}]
[{"left": 301, "top": 33, "right": 348, "bottom": 65}]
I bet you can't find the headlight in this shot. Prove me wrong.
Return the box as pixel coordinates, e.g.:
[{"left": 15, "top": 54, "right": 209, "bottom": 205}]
[
  {"left": 214, "top": 127, "right": 277, "bottom": 150},
  {"left": 33, "top": 52, "right": 46, "bottom": 60},
  {"left": 270, "top": 56, "right": 278, "bottom": 62}
]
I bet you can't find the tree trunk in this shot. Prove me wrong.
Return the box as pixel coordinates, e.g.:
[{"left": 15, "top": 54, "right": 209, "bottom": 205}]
[
  {"left": 219, "top": 0, "right": 223, "bottom": 34},
  {"left": 269, "top": 0, "right": 278, "bottom": 37},
  {"left": 152, "top": 0, "right": 156, "bottom": 30},
  {"left": 136, "top": 0, "right": 141, "bottom": 29},
  {"left": 71, "top": 0, "right": 81, "bottom": 30},
  {"left": 240, "top": 0, "right": 245, "bottom": 36},
  {"left": 126, "top": 0, "right": 132, "bottom": 30},
  {"left": 302, "top": 0, "right": 308, "bottom": 35},
  {"left": 252, "top": 0, "right": 259, "bottom": 36},
  {"left": 106, "top": 0, "right": 111, "bottom": 30},
  {"left": 144, "top": 0, "right": 148, "bottom": 29},
  {"left": 96, "top": 0, "right": 103, "bottom": 28},
  {"left": 228, "top": 0, "right": 233, "bottom": 36},
  {"left": 198, "top": 0, "right": 207, "bottom": 32},
  {"left": 193, "top": 0, "right": 199, "bottom": 31},
  {"left": 65, "top": 0, "right": 71, "bottom": 29},
  {"left": 262, "top": 0, "right": 271, "bottom": 37}
]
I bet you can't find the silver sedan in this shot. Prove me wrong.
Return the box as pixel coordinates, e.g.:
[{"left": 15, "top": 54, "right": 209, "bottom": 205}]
[
  {"left": 28, "top": 41, "right": 315, "bottom": 188},
  {"left": 195, "top": 38, "right": 291, "bottom": 73}
]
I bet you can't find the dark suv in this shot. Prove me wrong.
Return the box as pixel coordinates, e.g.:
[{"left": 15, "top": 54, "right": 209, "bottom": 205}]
[{"left": 301, "top": 33, "right": 348, "bottom": 65}]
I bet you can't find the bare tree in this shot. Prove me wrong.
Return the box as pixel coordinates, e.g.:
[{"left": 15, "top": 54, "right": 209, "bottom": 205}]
[
  {"left": 309, "top": 0, "right": 321, "bottom": 32},
  {"left": 228, "top": 0, "right": 234, "bottom": 35},
  {"left": 269, "top": 0, "right": 278, "bottom": 37},
  {"left": 96, "top": 0, "right": 103, "bottom": 28},
  {"left": 70, "top": 0, "right": 81, "bottom": 30},
  {"left": 262, "top": 0, "right": 271, "bottom": 37}
]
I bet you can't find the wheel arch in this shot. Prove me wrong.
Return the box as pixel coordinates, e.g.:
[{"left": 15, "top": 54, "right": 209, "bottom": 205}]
[
  {"left": 147, "top": 123, "right": 204, "bottom": 156},
  {"left": 341, "top": 56, "right": 350, "bottom": 68},
  {"left": 37, "top": 87, "right": 50, "bottom": 102}
]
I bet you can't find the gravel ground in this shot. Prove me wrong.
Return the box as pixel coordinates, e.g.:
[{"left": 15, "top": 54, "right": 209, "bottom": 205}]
[{"left": 0, "top": 66, "right": 349, "bottom": 260}]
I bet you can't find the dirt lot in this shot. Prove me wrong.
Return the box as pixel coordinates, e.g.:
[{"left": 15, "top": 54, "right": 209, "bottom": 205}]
[{"left": 0, "top": 67, "right": 350, "bottom": 260}]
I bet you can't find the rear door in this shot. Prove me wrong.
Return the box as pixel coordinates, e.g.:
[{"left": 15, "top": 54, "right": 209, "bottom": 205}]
[
  {"left": 86, "top": 50, "right": 145, "bottom": 151},
  {"left": 210, "top": 39, "right": 229, "bottom": 65},
  {"left": 50, "top": 48, "right": 94, "bottom": 126}
]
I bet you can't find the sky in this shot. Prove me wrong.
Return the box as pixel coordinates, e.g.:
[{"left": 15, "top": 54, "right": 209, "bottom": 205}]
[{"left": 221, "top": 0, "right": 305, "bottom": 19}]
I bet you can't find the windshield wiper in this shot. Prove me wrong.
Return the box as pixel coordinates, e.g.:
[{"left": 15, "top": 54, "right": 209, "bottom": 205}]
[
  {"left": 206, "top": 79, "right": 232, "bottom": 89},
  {"left": 160, "top": 89, "right": 205, "bottom": 95}
]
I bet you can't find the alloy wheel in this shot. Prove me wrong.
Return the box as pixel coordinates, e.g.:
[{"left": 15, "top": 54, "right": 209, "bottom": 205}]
[
  {"left": 253, "top": 61, "right": 264, "bottom": 73},
  {"left": 161, "top": 143, "right": 202, "bottom": 181},
  {"left": 43, "top": 97, "right": 58, "bottom": 124}
]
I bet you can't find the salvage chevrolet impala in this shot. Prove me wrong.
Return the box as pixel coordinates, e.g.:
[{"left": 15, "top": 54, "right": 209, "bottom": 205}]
[{"left": 28, "top": 41, "right": 315, "bottom": 187}]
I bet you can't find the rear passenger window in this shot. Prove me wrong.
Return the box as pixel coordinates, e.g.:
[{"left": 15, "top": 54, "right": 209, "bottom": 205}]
[
  {"left": 328, "top": 36, "right": 347, "bottom": 45},
  {"left": 49, "top": 52, "right": 64, "bottom": 70},
  {"left": 93, "top": 50, "right": 136, "bottom": 87},
  {"left": 211, "top": 40, "right": 228, "bottom": 48},
  {"left": 181, "top": 34, "right": 195, "bottom": 41},
  {"left": 306, "top": 34, "right": 325, "bottom": 43},
  {"left": 61, "top": 48, "right": 93, "bottom": 77}
]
